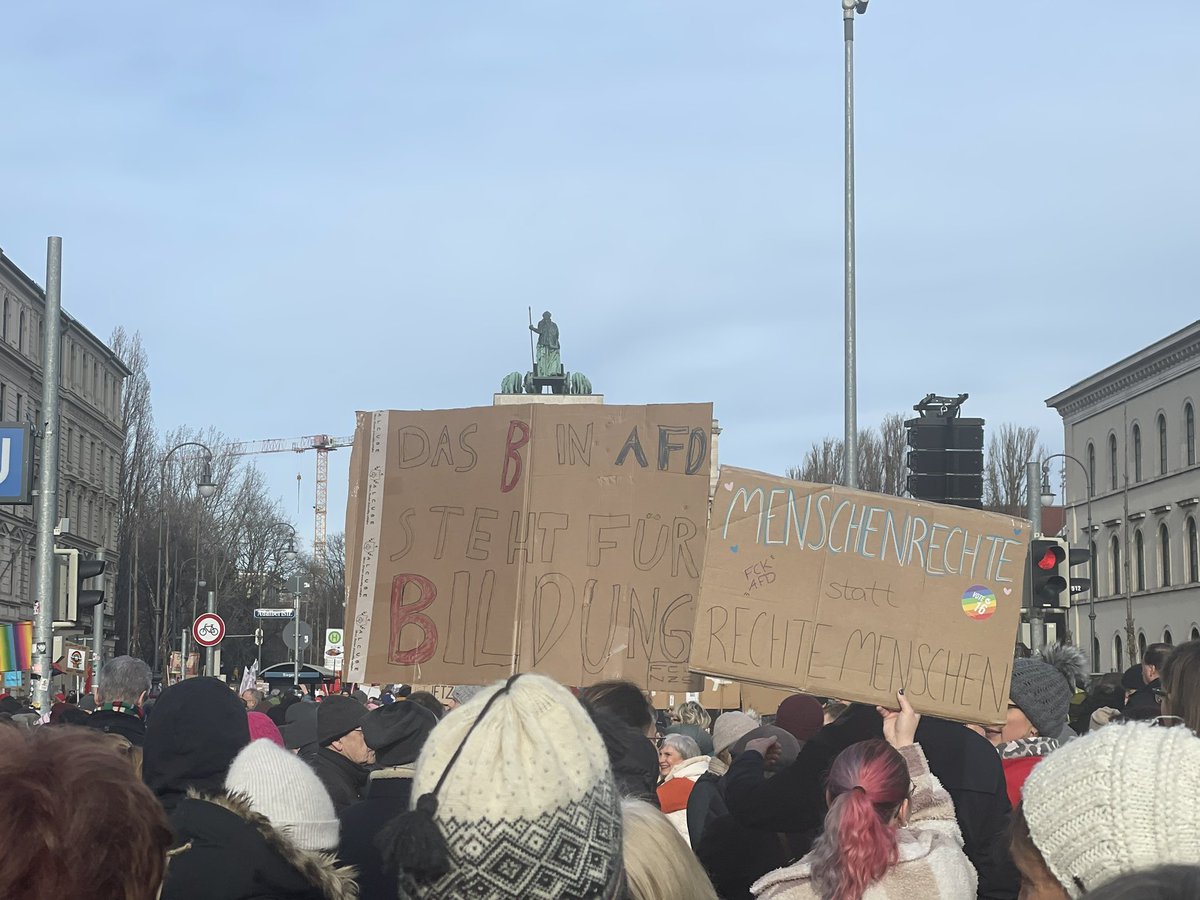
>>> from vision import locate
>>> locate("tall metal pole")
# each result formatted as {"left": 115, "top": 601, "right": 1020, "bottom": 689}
{"left": 1027, "top": 460, "right": 1045, "bottom": 654}
{"left": 91, "top": 548, "right": 106, "bottom": 696}
{"left": 293, "top": 581, "right": 301, "bottom": 687}
{"left": 206, "top": 589, "right": 216, "bottom": 677}
{"left": 1042, "top": 453, "right": 1096, "bottom": 669}
{"left": 32, "top": 237, "right": 64, "bottom": 713}
{"left": 842, "top": 1, "right": 859, "bottom": 489}
{"left": 154, "top": 461, "right": 166, "bottom": 677}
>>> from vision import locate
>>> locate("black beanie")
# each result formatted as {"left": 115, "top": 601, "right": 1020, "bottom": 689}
{"left": 142, "top": 677, "right": 250, "bottom": 812}
{"left": 362, "top": 701, "right": 437, "bottom": 767}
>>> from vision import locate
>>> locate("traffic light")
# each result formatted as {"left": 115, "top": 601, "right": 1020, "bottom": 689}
{"left": 54, "top": 548, "right": 106, "bottom": 623}
{"left": 1029, "top": 538, "right": 1068, "bottom": 608}
{"left": 1067, "top": 545, "right": 1092, "bottom": 598}
{"left": 905, "top": 394, "right": 984, "bottom": 508}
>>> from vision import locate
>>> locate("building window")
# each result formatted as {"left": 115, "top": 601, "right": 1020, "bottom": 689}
{"left": 1193, "top": 626, "right": 1200, "bottom": 642}
{"left": 1, "top": 297, "right": 7, "bottom": 341}
{"left": 1188, "top": 403, "right": 1196, "bottom": 467}
{"left": 1189, "top": 516, "right": 1199, "bottom": 584}
{"left": 1135, "top": 530, "right": 1145, "bottom": 592}
{"left": 14, "top": 393, "right": 22, "bottom": 422}
{"left": 1110, "top": 534, "right": 1121, "bottom": 594}
{"left": 17, "top": 310, "right": 24, "bottom": 353}
{"left": 1161, "top": 523, "right": 1172, "bottom": 587}
{"left": 1138, "top": 631, "right": 1148, "bottom": 659}
{"left": 1133, "top": 424, "right": 1142, "bottom": 482}
{"left": 1090, "top": 540, "right": 1098, "bottom": 596}
{"left": 1109, "top": 434, "right": 1118, "bottom": 491}
{"left": 0, "top": 383, "right": 6, "bottom": 418}
{"left": 1087, "top": 443, "right": 1096, "bottom": 496}
{"left": 1159, "top": 414, "right": 1168, "bottom": 475}
{"left": 1114, "top": 634, "right": 1124, "bottom": 671}
{"left": 1164, "top": 629, "right": 1174, "bottom": 645}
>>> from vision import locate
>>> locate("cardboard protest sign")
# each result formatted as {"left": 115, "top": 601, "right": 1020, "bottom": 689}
{"left": 651, "top": 678, "right": 741, "bottom": 711}
{"left": 345, "top": 403, "right": 712, "bottom": 692}
{"left": 690, "top": 466, "right": 1028, "bottom": 725}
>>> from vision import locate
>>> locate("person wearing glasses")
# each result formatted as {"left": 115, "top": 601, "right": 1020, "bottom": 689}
{"left": 314, "top": 694, "right": 375, "bottom": 813}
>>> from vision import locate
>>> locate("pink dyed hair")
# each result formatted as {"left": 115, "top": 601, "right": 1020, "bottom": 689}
{"left": 807, "top": 739, "right": 909, "bottom": 900}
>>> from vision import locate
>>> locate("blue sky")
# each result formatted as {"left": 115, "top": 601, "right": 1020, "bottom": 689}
{"left": 2, "top": 2, "right": 1196, "bottom": 548}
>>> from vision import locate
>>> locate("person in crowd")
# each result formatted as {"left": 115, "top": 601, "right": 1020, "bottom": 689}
{"left": 623, "top": 798, "right": 720, "bottom": 900}
{"left": 241, "top": 687, "right": 265, "bottom": 710}
{"left": 0, "top": 726, "right": 173, "bottom": 900}
{"left": 579, "top": 678, "right": 661, "bottom": 804}
{"left": 657, "top": 733, "right": 711, "bottom": 842}
{"left": 774, "top": 694, "right": 825, "bottom": 744}
{"left": 86, "top": 654, "right": 153, "bottom": 746}
{"left": 282, "top": 699, "right": 321, "bottom": 761}
{"left": 339, "top": 700, "right": 439, "bottom": 899}
{"left": 751, "top": 691, "right": 977, "bottom": 899}
{"left": 1070, "top": 672, "right": 1124, "bottom": 733}
{"left": 1084, "top": 866, "right": 1200, "bottom": 900}
{"left": 48, "top": 701, "right": 90, "bottom": 725}
{"left": 143, "top": 676, "right": 250, "bottom": 814}
{"left": 247, "top": 710, "right": 286, "bottom": 746}
{"left": 666, "top": 721, "right": 714, "bottom": 756}
{"left": 313, "top": 694, "right": 373, "bottom": 813}
{"left": 712, "top": 711, "right": 759, "bottom": 762}
{"left": 268, "top": 689, "right": 301, "bottom": 726}
{"left": 724, "top": 700, "right": 1017, "bottom": 898}
{"left": 731, "top": 726, "right": 800, "bottom": 769}
{"left": 442, "top": 683, "right": 482, "bottom": 711}
{"left": 987, "top": 644, "right": 1088, "bottom": 808}
{"left": 674, "top": 699, "right": 712, "bottom": 729}
{"left": 378, "top": 673, "right": 623, "bottom": 899}
{"left": 405, "top": 690, "right": 446, "bottom": 721}
{"left": 819, "top": 698, "right": 850, "bottom": 726}
{"left": 1013, "top": 720, "right": 1200, "bottom": 897}
{"left": 161, "top": 737, "right": 355, "bottom": 900}
{"left": 1160, "top": 638, "right": 1200, "bottom": 731}
{"left": 1125, "top": 643, "right": 1173, "bottom": 718}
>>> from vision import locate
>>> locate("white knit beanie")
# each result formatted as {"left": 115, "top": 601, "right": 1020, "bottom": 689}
{"left": 712, "top": 711, "right": 758, "bottom": 755}
{"left": 225, "top": 738, "right": 340, "bottom": 851}
{"left": 1022, "top": 721, "right": 1200, "bottom": 898}
{"left": 396, "top": 673, "right": 623, "bottom": 899}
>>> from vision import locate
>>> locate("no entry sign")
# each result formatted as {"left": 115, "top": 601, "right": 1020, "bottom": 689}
{"left": 192, "top": 613, "right": 226, "bottom": 648}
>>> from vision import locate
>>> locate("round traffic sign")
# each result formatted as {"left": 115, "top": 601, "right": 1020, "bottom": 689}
{"left": 193, "top": 613, "right": 226, "bottom": 647}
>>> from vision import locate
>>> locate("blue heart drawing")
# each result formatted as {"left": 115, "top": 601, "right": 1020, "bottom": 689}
{"left": 730, "top": 544, "right": 740, "bottom": 553}
{"left": 1013, "top": 528, "right": 1022, "bottom": 536}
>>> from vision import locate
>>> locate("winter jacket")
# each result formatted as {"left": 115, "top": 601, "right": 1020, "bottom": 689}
{"left": 724, "top": 704, "right": 1019, "bottom": 899}
{"left": 657, "top": 755, "right": 711, "bottom": 843}
{"left": 998, "top": 736, "right": 1057, "bottom": 809}
{"left": 751, "top": 744, "right": 977, "bottom": 900}
{"left": 162, "top": 791, "right": 357, "bottom": 900}
{"left": 313, "top": 747, "right": 370, "bottom": 814}
{"left": 685, "top": 757, "right": 729, "bottom": 850}
{"left": 584, "top": 705, "right": 660, "bottom": 806}
{"left": 84, "top": 704, "right": 147, "bottom": 746}
{"left": 338, "top": 767, "right": 414, "bottom": 900}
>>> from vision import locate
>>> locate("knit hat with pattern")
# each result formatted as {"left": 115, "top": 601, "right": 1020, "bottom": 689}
{"left": 1009, "top": 644, "right": 1088, "bottom": 738}
{"left": 712, "top": 711, "right": 758, "bottom": 756}
{"left": 1022, "top": 721, "right": 1200, "bottom": 898}
{"left": 225, "top": 738, "right": 340, "bottom": 851}
{"left": 387, "top": 673, "right": 623, "bottom": 900}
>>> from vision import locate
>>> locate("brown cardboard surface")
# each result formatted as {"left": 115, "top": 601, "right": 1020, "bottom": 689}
{"left": 650, "top": 679, "right": 742, "bottom": 711}
{"left": 740, "top": 684, "right": 794, "bottom": 715}
{"left": 344, "top": 403, "right": 712, "bottom": 691}
{"left": 690, "top": 466, "right": 1028, "bottom": 726}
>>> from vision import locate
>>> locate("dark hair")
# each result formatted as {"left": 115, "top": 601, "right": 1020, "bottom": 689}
{"left": 1085, "top": 865, "right": 1200, "bottom": 899}
{"left": 1145, "top": 643, "right": 1174, "bottom": 671}
{"left": 0, "top": 726, "right": 171, "bottom": 898}
{"left": 807, "top": 740, "right": 908, "bottom": 900}
{"left": 1160, "top": 639, "right": 1200, "bottom": 733}
{"left": 49, "top": 703, "right": 91, "bottom": 726}
{"left": 406, "top": 691, "right": 446, "bottom": 721}
{"left": 577, "top": 680, "right": 654, "bottom": 734}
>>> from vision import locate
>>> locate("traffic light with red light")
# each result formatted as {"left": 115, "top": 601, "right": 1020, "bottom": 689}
{"left": 1029, "top": 538, "right": 1068, "bottom": 608}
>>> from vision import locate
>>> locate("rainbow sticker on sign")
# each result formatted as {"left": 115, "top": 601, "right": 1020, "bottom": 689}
{"left": 962, "top": 586, "right": 997, "bottom": 620}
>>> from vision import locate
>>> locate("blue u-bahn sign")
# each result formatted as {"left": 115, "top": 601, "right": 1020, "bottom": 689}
{"left": 0, "top": 423, "right": 34, "bottom": 505}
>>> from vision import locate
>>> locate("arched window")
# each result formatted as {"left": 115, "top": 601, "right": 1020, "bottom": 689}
{"left": 1110, "top": 534, "right": 1121, "bottom": 594}
{"left": 1135, "top": 530, "right": 1145, "bottom": 591}
{"left": 1138, "top": 631, "right": 1148, "bottom": 659}
{"left": 1133, "top": 424, "right": 1143, "bottom": 482}
{"left": 1188, "top": 516, "right": 1199, "bottom": 583}
{"left": 1164, "top": 629, "right": 1174, "bottom": 645}
{"left": 1109, "top": 434, "right": 1118, "bottom": 491}
{"left": 1188, "top": 403, "right": 1196, "bottom": 467}
{"left": 1114, "top": 634, "right": 1124, "bottom": 671}
{"left": 1, "top": 297, "right": 7, "bottom": 341}
{"left": 1090, "top": 540, "right": 1098, "bottom": 596}
{"left": 1087, "top": 443, "right": 1096, "bottom": 496}
{"left": 1092, "top": 636, "right": 1100, "bottom": 669}
{"left": 17, "top": 310, "right": 25, "bottom": 352}
{"left": 1159, "top": 414, "right": 1169, "bottom": 475}
{"left": 1161, "top": 523, "right": 1172, "bottom": 587}
{"left": 1192, "top": 626, "right": 1200, "bottom": 642}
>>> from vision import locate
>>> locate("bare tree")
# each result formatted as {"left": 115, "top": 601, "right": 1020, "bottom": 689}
{"left": 787, "top": 414, "right": 908, "bottom": 495}
{"left": 984, "top": 423, "right": 1045, "bottom": 516}
{"left": 879, "top": 413, "right": 908, "bottom": 497}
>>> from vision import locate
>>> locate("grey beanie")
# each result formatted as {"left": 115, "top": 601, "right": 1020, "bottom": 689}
{"left": 1010, "top": 644, "right": 1088, "bottom": 738}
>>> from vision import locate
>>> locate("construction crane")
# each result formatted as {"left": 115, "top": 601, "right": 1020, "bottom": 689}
{"left": 225, "top": 434, "right": 354, "bottom": 563}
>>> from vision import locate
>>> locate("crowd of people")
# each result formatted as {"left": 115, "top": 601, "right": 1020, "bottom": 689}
{"left": 1, "top": 638, "right": 1199, "bottom": 899}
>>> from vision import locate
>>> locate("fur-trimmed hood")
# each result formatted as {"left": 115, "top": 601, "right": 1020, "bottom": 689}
{"left": 164, "top": 789, "right": 358, "bottom": 900}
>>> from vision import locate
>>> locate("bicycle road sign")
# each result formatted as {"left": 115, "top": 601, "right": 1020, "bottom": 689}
{"left": 192, "top": 613, "right": 226, "bottom": 648}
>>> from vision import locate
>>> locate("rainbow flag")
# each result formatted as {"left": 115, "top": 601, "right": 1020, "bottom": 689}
{"left": 0, "top": 621, "right": 32, "bottom": 672}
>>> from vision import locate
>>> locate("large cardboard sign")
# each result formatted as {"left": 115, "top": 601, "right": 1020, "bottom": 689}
{"left": 690, "top": 467, "right": 1028, "bottom": 725}
{"left": 345, "top": 404, "right": 712, "bottom": 691}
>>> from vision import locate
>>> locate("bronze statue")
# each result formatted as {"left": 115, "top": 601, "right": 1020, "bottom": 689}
{"left": 500, "top": 310, "right": 592, "bottom": 396}
{"left": 529, "top": 311, "right": 562, "bottom": 377}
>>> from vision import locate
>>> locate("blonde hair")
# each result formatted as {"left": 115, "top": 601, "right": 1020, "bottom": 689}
{"left": 673, "top": 700, "right": 711, "bottom": 729}
{"left": 622, "top": 799, "right": 719, "bottom": 900}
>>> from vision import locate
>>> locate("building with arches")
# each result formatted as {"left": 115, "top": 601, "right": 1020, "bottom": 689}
{"left": 1047, "top": 320, "right": 1200, "bottom": 671}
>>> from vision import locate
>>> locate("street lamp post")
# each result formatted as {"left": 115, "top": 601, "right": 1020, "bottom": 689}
{"left": 842, "top": 0, "right": 868, "bottom": 489}
{"left": 264, "top": 523, "right": 299, "bottom": 683}
{"left": 1041, "top": 453, "right": 1095, "bottom": 671}
{"left": 155, "top": 442, "right": 217, "bottom": 678}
